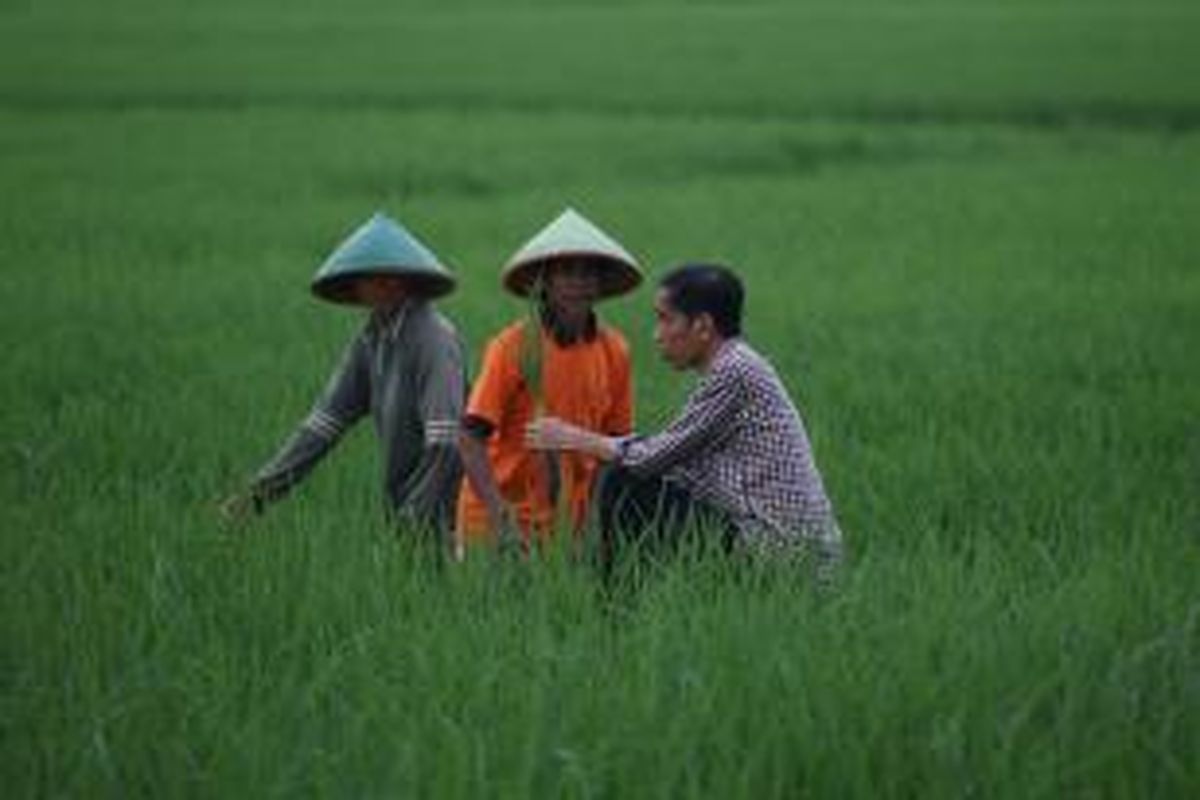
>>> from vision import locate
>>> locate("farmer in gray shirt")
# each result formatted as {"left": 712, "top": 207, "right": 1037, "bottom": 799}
{"left": 221, "top": 213, "right": 466, "bottom": 537}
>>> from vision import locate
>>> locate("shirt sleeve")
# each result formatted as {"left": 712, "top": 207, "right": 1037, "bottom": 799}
{"left": 250, "top": 333, "right": 370, "bottom": 503}
{"left": 396, "top": 321, "right": 469, "bottom": 533}
{"left": 618, "top": 360, "right": 743, "bottom": 477}
{"left": 418, "top": 321, "right": 468, "bottom": 448}
{"left": 463, "top": 331, "right": 522, "bottom": 433}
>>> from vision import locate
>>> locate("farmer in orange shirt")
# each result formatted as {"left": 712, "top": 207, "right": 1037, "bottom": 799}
{"left": 455, "top": 208, "right": 641, "bottom": 553}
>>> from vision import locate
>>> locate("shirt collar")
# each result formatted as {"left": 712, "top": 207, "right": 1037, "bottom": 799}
{"left": 705, "top": 336, "right": 743, "bottom": 372}
{"left": 370, "top": 300, "right": 414, "bottom": 342}
{"left": 539, "top": 302, "right": 598, "bottom": 347}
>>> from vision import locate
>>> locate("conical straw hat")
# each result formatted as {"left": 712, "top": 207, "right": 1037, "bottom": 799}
{"left": 501, "top": 208, "right": 641, "bottom": 299}
{"left": 311, "top": 212, "right": 456, "bottom": 304}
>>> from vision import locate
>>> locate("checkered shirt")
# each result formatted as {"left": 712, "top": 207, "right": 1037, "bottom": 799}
{"left": 617, "top": 338, "right": 840, "bottom": 560}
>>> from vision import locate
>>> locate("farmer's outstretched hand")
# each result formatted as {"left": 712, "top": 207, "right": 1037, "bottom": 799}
{"left": 217, "top": 490, "right": 259, "bottom": 527}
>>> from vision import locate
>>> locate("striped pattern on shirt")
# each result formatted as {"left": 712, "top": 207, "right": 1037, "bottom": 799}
{"left": 304, "top": 409, "right": 349, "bottom": 441}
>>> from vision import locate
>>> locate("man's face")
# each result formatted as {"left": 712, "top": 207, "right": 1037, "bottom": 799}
{"left": 355, "top": 275, "right": 408, "bottom": 309}
{"left": 653, "top": 288, "right": 708, "bottom": 370}
{"left": 544, "top": 260, "right": 600, "bottom": 330}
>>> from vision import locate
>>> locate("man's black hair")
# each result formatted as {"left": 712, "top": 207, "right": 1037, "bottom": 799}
{"left": 658, "top": 263, "right": 743, "bottom": 338}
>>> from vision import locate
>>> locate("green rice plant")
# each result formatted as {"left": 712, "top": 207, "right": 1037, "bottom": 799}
{"left": 516, "top": 273, "right": 572, "bottom": 534}
{"left": 2, "top": 0, "right": 1198, "bottom": 796}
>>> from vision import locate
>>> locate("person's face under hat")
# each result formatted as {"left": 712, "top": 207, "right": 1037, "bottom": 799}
{"left": 543, "top": 259, "right": 601, "bottom": 331}
{"left": 354, "top": 275, "right": 410, "bottom": 310}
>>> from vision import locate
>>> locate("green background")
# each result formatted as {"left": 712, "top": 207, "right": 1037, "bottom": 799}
{"left": 2, "top": 1, "right": 1197, "bottom": 796}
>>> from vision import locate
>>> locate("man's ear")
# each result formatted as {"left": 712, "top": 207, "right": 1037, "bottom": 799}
{"left": 694, "top": 312, "right": 716, "bottom": 340}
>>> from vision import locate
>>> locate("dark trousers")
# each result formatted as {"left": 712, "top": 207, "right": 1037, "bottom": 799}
{"left": 589, "top": 464, "right": 736, "bottom": 574}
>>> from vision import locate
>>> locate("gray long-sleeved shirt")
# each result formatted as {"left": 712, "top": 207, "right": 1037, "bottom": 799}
{"left": 251, "top": 300, "right": 466, "bottom": 532}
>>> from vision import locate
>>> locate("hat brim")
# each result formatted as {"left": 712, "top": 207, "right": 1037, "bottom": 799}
{"left": 311, "top": 270, "right": 456, "bottom": 305}
{"left": 502, "top": 252, "right": 642, "bottom": 299}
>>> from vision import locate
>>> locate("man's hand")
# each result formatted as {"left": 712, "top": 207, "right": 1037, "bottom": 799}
{"left": 524, "top": 416, "right": 575, "bottom": 450}
{"left": 525, "top": 417, "right": 618, "bottom": 460}
{"left": 217, "top": 491, "right": 259, "bottom": 528}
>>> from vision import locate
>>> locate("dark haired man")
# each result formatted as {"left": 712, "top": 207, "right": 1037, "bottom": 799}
{"left": 528, "top": 263, "right": 842, "bottom": 583}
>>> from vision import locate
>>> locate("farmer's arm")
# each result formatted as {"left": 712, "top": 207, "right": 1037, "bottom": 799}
{"left": 224, "top": 334, "right": 370, "bottom": 518}
{"left": 617, "top": 364, "right": 742, "bottom": 475}
{"left": 531, "top": 363, "right": 742, "bottom": 475}
{"left": 455, "top": 335, "right": 520, "bottom": 539}
{"left": 458, "top": 423, "right": 513, "bottom": 534}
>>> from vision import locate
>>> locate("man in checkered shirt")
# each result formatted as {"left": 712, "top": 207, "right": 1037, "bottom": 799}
{"left": 528, "top": 263, "right": 842, "bottom": 583}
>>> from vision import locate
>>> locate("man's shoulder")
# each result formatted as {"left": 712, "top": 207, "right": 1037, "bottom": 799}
{"left": 714, "top": 339, "right": 780, "bottom": 386}
{"left": 398, "top": 305, "right": 465, "bottom": 355}
{"left": 723, "top": 341, "right": 800, "bottom": 411}
{"left": 713, "top": 338, "right": 755, "bottom": 370}
{"left": 409, "top": 302, "right": 459, "bottom": 336}
{"left": 403, "top": 304, "right": 466, "bottom": 366}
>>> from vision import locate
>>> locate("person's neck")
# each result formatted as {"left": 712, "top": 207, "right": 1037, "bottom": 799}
{"left": 376, "top": 297, "right": 411, "bottom": 314}
{"left": 696, "top": 335, "right": 731, "bottom": 373}
{"left": 369, "top": 299, "right": 412, "bottom": 330}
{"left": 540, "top": 304, "right": 597, "bottom": 346}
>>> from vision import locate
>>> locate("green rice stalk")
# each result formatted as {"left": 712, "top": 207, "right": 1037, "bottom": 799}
{"left": 518, "top": 274, "right": 567, "bottom": 529}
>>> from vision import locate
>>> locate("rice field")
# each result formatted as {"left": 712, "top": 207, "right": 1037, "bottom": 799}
{"left": 2, "top": 1, "right": 1198, "bottom": 796}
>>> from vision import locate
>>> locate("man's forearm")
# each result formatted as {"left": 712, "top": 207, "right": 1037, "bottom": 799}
{"left": 527, "top": 418, "right": 621, "bottom": 461}
{"left": 457, "top": 432, "right": 511, "bottom": 531}
{"left": 251, "top": 427, "right": 338, "bottom": 505}
{"left": 572, "top": 429, "right": 620, "bottom": 461}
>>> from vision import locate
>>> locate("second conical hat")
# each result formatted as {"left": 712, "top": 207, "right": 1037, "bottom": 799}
{"left": 310, "top": 212, "right": 456, "bottom": 304}
{"left": 501, "top": 208, "right": 642, "bottom": 299}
